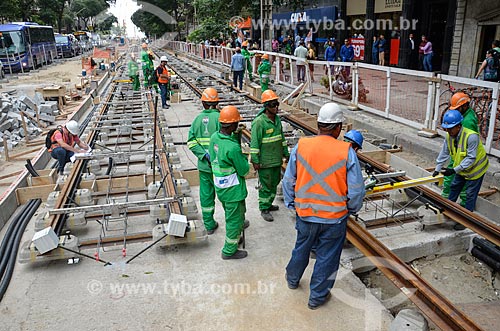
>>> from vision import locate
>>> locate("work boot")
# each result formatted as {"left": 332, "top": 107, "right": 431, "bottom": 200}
{"left": 207, "top": 221, "right": 218, "bottom": 235}
{"left": 238, "top": 236, "right": 244, "bottom": 245}
{"left": 308, "top": 292, "right": 332, "bottom": 310}
{"left": 268, "top": 205, "right": 279, "bottom": 211}
{"left": 261, "top": 210, "right": 274, "bottom": 222}
{"left": 453, "top": 222, "right": 466, "bottom": 231}
{"left": 221, "top": 250, "right": 248, "bottom": 260}
{"left": 243, "top": 219, "right": 250, "bottom": 229}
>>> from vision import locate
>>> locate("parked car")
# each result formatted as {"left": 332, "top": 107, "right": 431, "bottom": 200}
{"left": 54, "top": 33, "right": 81, "bottom": 58}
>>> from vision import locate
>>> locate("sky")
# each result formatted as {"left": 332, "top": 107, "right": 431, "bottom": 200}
{"left": 108, "top": 0, "right": 144, "bottom": 38}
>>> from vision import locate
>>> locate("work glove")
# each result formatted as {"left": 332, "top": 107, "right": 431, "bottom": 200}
{"left": 432, "top": 170, "right": 440, "bottom": 177}
{"left": 203, "top": 153, "right": 211, "bottom": 163}
{"left": 441, "top": 168, "right": 455, "bottom": 177}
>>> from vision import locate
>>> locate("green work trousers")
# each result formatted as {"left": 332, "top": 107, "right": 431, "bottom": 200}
{"left": 199, "top": 170, "right": 216, "bottom": 231}
{"left": 130, "top": 75, "right": 140, "bottom": 91}
{"left": 143, "top": 68, "right": 152, "bottom": 87}
{"left": 260, "top": 76, "right": 269, "bottom": 92}
{"left": 221, "top": 200, "right": 246, "bottom": 256}
{"left": 442, "top": 160, "right": 467, "bottom": 207}
{"left": 258, "top": 166, "right": 281, "bottom": 211}
{"left": 246, "top": 60, "right": 253, "bottom": 80}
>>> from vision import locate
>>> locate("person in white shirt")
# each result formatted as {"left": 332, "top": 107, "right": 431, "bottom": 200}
{"left": 294, "top": 41, "right": 308, "bottom": 83}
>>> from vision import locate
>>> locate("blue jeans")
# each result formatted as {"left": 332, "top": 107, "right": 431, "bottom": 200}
{"left": 286, "top": 215, "right": 347, "bottom": 306}
{"left": 372, "top": 52, "right": 378, "bottom": 65}
{"left": 423, "top": 53, "right": 433, "bottom": 72}
{"left": 448, "top": 173, "right": 484, "bottom": 211}
{"left": 297, "top": 65, "right": 305, "bottom": 82}
{"left": 159, "top": 83, "right": 169, "bottom": 107}
{"left": 51, "top": 147, "right": 74, "bottom": 174}
{"left": 233, "top": 70, "right": 243, "bottom": 90}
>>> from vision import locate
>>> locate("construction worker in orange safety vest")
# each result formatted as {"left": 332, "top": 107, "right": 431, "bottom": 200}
{"left": 156, "top": 55, "right": 171, "bottom": 109}
{"left": 283, "top": 102, "right": 365, "bottom": 310}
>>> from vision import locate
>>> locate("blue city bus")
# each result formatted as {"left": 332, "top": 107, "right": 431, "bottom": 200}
{"left": 0, "top": 22, "right": 56, "bottom": 72}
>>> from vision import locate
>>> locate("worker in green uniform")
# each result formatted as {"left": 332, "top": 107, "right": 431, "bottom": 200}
{"left": 241, "top": 41, "right": 254, "bottom": 81}
{"left": 442, "top": 92, "right": 479, "bottom": 207}
{"left": 250, "top": 89, "right": 289, "bottom": 222}
{"left": 141, "top": 42, "right": 155, "bottom": 89}
{"left": 127, "top": 53, "right": 140, "bottom": 91}
{"left": 210, "top": 106, "right": 250, "bottom": 259}
{"left": 257, "top": 54, "right": 272, "bottom": 92}
{"left": 187, "top": 88, "right": 221, "bottom": 234}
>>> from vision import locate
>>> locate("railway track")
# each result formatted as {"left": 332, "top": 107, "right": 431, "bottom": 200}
{"left": 164, "top": 50, "right": 498, "bottom": 331}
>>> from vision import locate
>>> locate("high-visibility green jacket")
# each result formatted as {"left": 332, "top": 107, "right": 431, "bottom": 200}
{"left": 241, "top": 48, "right": 254, "bottom": 60}
{"left": 250, "top": 109, "right": 289, "bottom": 168}
{"left": 447, "top": 127, "right": 489, "bottom": 180}
{"left": 187, "top": 108, "right": 220, "bottom": 173}
{"left": 258, "top": 59, "right": 271, "bottom": 77}
{"left": 209, "top": 132, "right": 250, "bottom": 202}
{"left": 141, "top": 50, "right": 153, "bottom": 70}
{"left": 128, "top": 59, "right": 138, "bottom": 76}
{"left": 462, "top": 108, "right": 479, "bottom": 133}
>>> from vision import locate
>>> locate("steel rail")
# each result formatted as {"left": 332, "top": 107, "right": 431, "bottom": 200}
{"left": 357, "top": 153, "right": 500, "bottom": 247}
{"left": 347, "top": 219, "right": 483, "bottom": 331}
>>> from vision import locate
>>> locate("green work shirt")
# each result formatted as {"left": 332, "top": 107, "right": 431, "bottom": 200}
{"left": 258, "top": 59, "right": 271, "bottom": 77}
{"left": 187, "top": 108, "right": 220, "bottom": 173}
{"left": 209, "top": 132, "right": 249, "bottom": 202}
{"left": 462, "top": 108, "right": 479, "bottom": 133}
{"left": 241, "top": 48, "right": 254, "bottom": 60}
{"left": 141, "top": 50, "right": 153, "bottom": 70}
{"left": 128, "top": 59, "right": 138, "bottom": 76}
{"left": 250, "top": 109, "right": 289, "bottom": 168}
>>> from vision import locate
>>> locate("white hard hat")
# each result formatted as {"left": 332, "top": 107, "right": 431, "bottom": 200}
{"left": 66, "top": 120, "right": 79, "bottom": 135}
{"left": 160, "top": 55, "right": 168, "bottom": 62}
{"left": 317, "top": 103, "right": 345, "bottom": 124}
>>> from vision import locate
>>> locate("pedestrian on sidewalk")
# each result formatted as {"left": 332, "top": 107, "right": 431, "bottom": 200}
{"left": 307, "top": 42, "right": 316, "bottom": 82}
{"left": 231, "top": 47, "right": 245, "bottom": 90}
{"left": 340, "top": 39, "right": 354, "bottom": 77}
{"left": 378, "top": 34, "right": 386, "bottom": 66}
{"left": 187, "top": 88, "right": 221, "bottom": 234}
{"left": 283, "top": 103, "right": 364, "bottom": 309}
{"left": 475, "top": 49, "right": 499, "bottom": 82}
{"left": 371, "top": 36, "right": 379, "bottom": 65}
{"left": 324, "top": 40, "right": 336, "bottom": 75}
{"left": 433, "top": 110, "right": 489, "bottom": 230}
{"left": 48, "top": 120, "right": 90, "bottom": 175}
{"left": 250, "top": 90, "right": 289, "bottom": 222}
{"left": 155, "top": 56, "right": 170, "bottom": 109}
{"left": 441, "top": 92, "right": 479, "bottom": 207}
{"left": 294, "top": 41, "right": 308, "bottom": 83}
{"left": 128, "top": 53, "right": 140, "bottom": 91}
{"left": 209, "top": 106, "right": 250, "bottom": 260}
{"left": 420, "top": 35, "right": 433, "bottom": 72}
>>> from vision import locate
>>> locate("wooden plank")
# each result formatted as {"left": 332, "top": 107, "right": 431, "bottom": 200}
{"left": 80, "top": 174, "right": 150, "bottom": 191}
{"left": 360, "top": 150, "right": 390, "bottom": 164}
{"left": 10, "top": 147, "right": 42, "bottom": 159}
{"left": 175, "top": 169, "right": 200, "bottom": 186}
{"left": 3, "top": 138, "right": 10, "bottom": 161}
{"left": 16, "top": 183, "right": 58, "bottom": 204}
{"left": 30, "top": 169, "right": 57, "bottom": 186}
{"left": 0, "top": 171, "right": 22, "bottom": 181}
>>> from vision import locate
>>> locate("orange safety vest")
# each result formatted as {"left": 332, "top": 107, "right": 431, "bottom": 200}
{"left": 49, "top": 129, "right": 75, "bottom": 153}
{"left": 295, "top": 135, "right": 349, "bottom": 219}
{"left": 156, "top": 66, "right": 170, "bottom": 84}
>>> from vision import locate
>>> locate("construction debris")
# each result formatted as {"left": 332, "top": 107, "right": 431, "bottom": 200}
{"left": 0, "top": 92, "right": 53, "bottom": 151}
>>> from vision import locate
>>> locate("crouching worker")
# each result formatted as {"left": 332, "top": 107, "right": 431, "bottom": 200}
{"left": 47, "top": 120, "right": 90, "bottom": 175}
